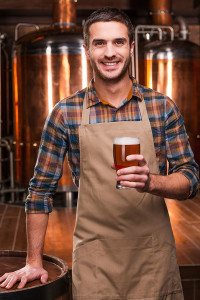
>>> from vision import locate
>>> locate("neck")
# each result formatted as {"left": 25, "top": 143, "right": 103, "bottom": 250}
{"left": 93, "top": 74, "right": 132, "bottom": 107}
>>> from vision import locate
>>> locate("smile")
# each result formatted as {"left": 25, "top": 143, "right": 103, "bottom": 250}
{"left": 102, "top": 62, "right": 119, "bottom": 66}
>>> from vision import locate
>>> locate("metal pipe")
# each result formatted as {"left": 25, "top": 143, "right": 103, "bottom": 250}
{"left": 176, "top": 16, "right": 189, "bottom": 40}
{"left": 134, "top": 25, "right": 174, "bottom": 81}
{"left": 52, "top": 0, "right": 77, "bottom": 28}
{"left": 149, "top": 0, "right": 172, "bottom": 25}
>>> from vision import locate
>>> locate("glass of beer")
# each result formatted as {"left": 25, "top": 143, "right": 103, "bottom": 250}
{"left": 113, "top": 137, "right": 140, "bottom": 189}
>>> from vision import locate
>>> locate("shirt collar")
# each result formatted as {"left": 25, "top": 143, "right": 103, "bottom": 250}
{"left": 85, "top": 76, "right": 143, "bottom": 108}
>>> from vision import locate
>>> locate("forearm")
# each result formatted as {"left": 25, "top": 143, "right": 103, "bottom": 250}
{"left": 25, "top": 103, "right": 68, "bottom": 214}
{"left": 148, "top": 172, "right": 190, "bottom": 200}
{"left": 26, "top": 213, "right": 49, "bottom": 267}
{"left": 117, "top": 155, "right": 192, "bottom": 200}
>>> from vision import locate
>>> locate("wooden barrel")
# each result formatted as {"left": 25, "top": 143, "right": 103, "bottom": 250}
{"left": 0, "top": 250, "right": 72, "bottom": 300}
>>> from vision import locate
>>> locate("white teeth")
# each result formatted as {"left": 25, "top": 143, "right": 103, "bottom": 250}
{"left": 103, "top": 62, "right": 118, "bottom": 66}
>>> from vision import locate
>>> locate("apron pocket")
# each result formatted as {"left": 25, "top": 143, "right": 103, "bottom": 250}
{"left": 72, "top": 240, "right": 99, "bottom": 299}
{"left": 96, "top": 236, "right": 155, "bottom": 299}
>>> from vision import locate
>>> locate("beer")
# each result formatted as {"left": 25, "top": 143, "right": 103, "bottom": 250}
{"left": 113, "top": 137, "right": 140, "bottom": 189}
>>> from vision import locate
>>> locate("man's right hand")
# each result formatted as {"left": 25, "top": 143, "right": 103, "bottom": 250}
{"left": 0, "top": 264, "right": 48, "bottom": 289}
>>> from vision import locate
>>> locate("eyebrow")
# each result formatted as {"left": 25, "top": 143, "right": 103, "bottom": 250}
{"left": 115, "top": 38, "right": 127, "bottom": 42}
{"left": 92, "top": 39, "right": 105, "bottom": 44}
{"left": 92, "top": 37, "right": 127, "bottom": 44}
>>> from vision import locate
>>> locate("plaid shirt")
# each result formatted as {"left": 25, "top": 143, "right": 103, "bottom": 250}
{"left": 26, "top": 80, "right": 199, "bottom": 213}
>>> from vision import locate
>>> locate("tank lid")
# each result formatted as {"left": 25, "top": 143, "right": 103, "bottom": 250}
{"left": 13, "top": 26, "right": 84, "bottom": 56}
{"left": 144, "top": 39, "right": 200, "bottom": 59}
{"left": 15, "top": 26, "right": 82, "bottom": 44}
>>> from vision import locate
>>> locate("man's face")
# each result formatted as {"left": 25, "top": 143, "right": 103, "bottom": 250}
{"left": 85, "top": 21, "right": 134, "bottom": 82}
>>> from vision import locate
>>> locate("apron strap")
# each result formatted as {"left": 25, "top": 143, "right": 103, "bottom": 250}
{"left": 137, "top": 97, "right": 150, "bottom": 124}
{"left": 81, "top": 88, "right": 90, "bottom": 125}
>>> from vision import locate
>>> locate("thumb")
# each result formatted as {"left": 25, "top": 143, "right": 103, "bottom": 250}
{"left": 40, "top": 273, "right": 48, "bottom": 284}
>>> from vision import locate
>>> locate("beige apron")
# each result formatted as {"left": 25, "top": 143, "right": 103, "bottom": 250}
{"left": 72, "top": 94, "right": 183, "bottom": 300}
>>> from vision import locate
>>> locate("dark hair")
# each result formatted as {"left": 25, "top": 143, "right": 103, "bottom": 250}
{"left": 83, "top": 7, "right": 134, "bottom": 47}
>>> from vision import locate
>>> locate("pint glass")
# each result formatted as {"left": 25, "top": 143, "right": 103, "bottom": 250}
{"left": 113, "top": 137, "right": 140, "bottom": 189}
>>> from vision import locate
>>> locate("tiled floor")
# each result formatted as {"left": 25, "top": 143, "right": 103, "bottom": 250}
{"left": 166, "top": 194, "right": 200, "bottom": 265}
{"left": 0, "top": 192, "right": 200, "bottom": 299}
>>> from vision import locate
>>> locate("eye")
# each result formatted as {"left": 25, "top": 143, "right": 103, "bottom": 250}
{"left": 115, "top": 39, "right": 125, "bottom": 46}
{"left": 94, "top": 40, "right": 105, "bottom": 47}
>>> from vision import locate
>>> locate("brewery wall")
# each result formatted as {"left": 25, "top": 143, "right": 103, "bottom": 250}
{"left": 0, "top": 1, "right": 199, "bottom": 45}
{"left": 0, "top": 0, "right": 199, "bottom": 194}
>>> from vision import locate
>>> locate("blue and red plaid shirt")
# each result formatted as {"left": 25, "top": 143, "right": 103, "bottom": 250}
{"left": 26, "top": 80, "right": 199, "bottom": 213}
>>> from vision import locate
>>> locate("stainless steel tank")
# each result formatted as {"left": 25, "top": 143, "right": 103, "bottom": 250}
{"left": 142, "top": 39, "right": 200, "bottom": 165}
{"left": 12, "top": 0, "right": 89, "bottom": 188}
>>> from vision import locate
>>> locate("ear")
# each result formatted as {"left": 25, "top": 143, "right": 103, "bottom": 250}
{"left": 83, "top": 44, "right": 90, "bottom": 59}
{"left": 130, "top": 41, "right": 134, "bottom": 55}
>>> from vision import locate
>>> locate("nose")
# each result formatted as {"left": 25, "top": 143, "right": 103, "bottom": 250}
{"left": 104, "top": 43, "right": 116, "bottom": 58}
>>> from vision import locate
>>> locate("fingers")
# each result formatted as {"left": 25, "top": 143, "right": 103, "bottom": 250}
{"left": 119, "top": 181, "right": 147, "bottom": 190}
{"left": 17, "top": 276, "right": 27, "bottom": 289}
{"left": 116, "top": 176, "right": 148, "bottom": 190}
{"left": 0, "top": 273, "right": 8, "bottom": 283}
{"left": 0, "top": 273, "right": 19, "bottom": 289}
{"left": 0, "top": 266, "right": 48, "bottom": 290}
{"left": 117, "top": 165, "right": 149, "bottom": 176}
{"left": 40, "top": 273, "right": 48, "bottom": 284}
{"left": 116, "top": 156, "right": 150, "bottom": 191}
{"left": 126, "top": 154, "right": 147, "bottom": 167}
{"left": 0, "top": 275, "right": 11, "bottom": 288}
{"left": 112, "top": 155, "right": 146, "bottom": 171}
{"left": 118, "top": 173, "right": 148, "bottom": 181}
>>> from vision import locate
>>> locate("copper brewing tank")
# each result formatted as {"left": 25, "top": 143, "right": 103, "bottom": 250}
{"left": 13, "top": 0, "right": 88, "bottom": 188}
{"left": 142, "top": 40, "right": 200, "bottom": 165}
{"left": 139, "top": 0, "right": 200, "bottom": 165}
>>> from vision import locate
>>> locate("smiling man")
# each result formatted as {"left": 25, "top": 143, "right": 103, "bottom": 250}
{"left": 87, "top": 22, "right": 132, "bottom": 82}
{"left": 0, "top": 7, "right": 199, "bottom": 300}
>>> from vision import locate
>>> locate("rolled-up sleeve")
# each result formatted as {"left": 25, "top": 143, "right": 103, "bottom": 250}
{"left": 25, "top": 103, "right": 68, "bottom": 213}
{"left": 165, "top": 97, "right": 199, "bottom": 199}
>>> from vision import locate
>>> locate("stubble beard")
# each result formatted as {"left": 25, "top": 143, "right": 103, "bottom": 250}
{"left": 90, "top": 56, "right": 132, "bottom": 84}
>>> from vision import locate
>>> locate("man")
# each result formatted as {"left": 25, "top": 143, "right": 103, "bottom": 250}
{"left": 0, "top": 7, "right": 199, "bottom": 299}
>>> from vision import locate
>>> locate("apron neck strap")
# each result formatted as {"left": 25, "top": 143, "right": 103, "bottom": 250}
{"left": 81, "top": 91, "right": 149, "bottom": 125}
{"left": 81, "top": 88, "right": 90, "bottom": 125}
{"left": 137, "top": 98, "right": 149, "bottom": 123}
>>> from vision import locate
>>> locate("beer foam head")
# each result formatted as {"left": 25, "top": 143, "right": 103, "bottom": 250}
{"left": 114, "top": 137, "right": 140, "bottom": 145}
